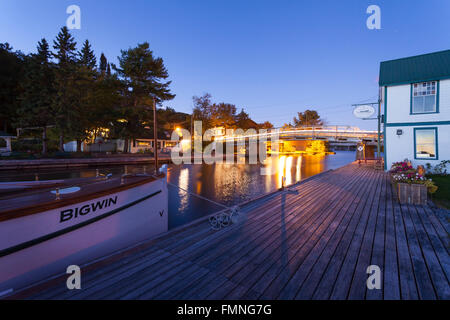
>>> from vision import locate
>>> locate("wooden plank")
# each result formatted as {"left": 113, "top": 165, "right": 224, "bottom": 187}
{"left": 78, "top": 253, "right": 186, "bottom": 299}
{"left": 172, "top": 271, "right": 228, "bottom": 300}
{"left": 266, "top": 168, "right": 376, "bottom": 299}
{"left": 144, "top": 264, "right": 210, "bottom": 300}
{"left": 347, "top": 169, "right": 384, "bottom": 299}
{"left": 380, "top": 175, "right": 400, "bottom": 300}
{"left": 32, "top": 245, "right": 163, "bottom": 299}
{"left": 408, "top": 205, "right": 450, "bottom": 299}
{"left": 184, "top": 168, "right": 356, "bottom": 280}
{"left": 415, "top": 206, "right": 450, "bottom": 282}
{"left": 423, "top": 207, "right": 450, "bottom": 255}
{"left": 294, "top": 168, "right": 379, "bottom": 299}
{"left": 328, "top": 171, "right": 383, "bottom": 299}
{"left": 365, "top": 173, "right": 387, "bottom": 300}
{"left": 310, "top": 169, "right": 379, "bottom": 299}
{"left": 391, "top": 198, "right": 419, "bottom": 299}
{"left": 401, "top": 204, "right": 436, "bottom": 299}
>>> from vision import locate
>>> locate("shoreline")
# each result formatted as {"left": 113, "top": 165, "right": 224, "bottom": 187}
{"left": 0, "top": 151, "right": 345, "bottom": 171}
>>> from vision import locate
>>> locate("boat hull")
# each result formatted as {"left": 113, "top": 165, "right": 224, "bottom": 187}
{"left": 0, "top": 178, "right": 168, "bottom": 295}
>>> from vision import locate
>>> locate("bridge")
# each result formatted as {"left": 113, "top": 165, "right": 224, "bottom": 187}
{"left": 214, "top": 126, "right": 381, "bottom": 150}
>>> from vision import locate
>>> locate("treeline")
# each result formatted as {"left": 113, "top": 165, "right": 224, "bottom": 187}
{"left": 0, "top": 26, "right": 175, "bottom": 154}
{"left": 192, "top": 93, "right": 273, "bottom": 132}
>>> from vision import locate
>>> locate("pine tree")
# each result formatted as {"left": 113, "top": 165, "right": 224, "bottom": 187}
{"left": 112, "top": 42, "right": 175, "bottom": 152}
{"left": 99, "top": 53, "right": 107, "bottom": 74}
{"left": 52, "top": 26, "right": 78, "bottom": 151}
{"left": 71, "top": 39, "right": 100, "bottom": 152}
{"left": 79, "top": 40, "right": 96, "bottom": 70}
{"left": 17, "top": 38, "right": 56, "bottom": 154}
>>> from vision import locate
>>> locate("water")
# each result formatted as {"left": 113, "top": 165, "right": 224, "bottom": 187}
{"left": 0, "top": 151, "right": 355, "bottom": 229}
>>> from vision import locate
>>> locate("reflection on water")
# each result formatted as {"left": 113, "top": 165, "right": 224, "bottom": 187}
{"left": 167, "top": 151, "right": 355, "bottom": 229}
{"left": 0, "top": 151, "right": 355, "bottom": 229}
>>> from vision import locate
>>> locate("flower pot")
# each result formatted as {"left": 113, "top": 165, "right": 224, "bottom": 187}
{"left": 397, "top": 183, "right": 428, "bottom": 205}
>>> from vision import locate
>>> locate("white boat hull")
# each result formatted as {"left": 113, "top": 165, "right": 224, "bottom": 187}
{"left": 0, "top": 177, "right": 168, "bottom": 294}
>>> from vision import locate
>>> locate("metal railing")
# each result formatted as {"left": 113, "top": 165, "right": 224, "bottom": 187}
{"left": 215, "top": 126, "right": 379, "bottom": 142}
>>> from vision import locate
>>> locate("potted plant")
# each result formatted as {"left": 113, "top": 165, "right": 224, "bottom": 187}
{"left": 390, "top": 160, "right": 438, "bottom": 205}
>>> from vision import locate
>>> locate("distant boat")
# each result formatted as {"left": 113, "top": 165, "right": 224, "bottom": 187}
{"left": 0, "top": 169, "right": 168, "bottom": 295}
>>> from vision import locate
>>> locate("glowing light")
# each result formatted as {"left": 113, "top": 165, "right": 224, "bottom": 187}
{"left": 296, "top": 156, "right": 302, "bottom": 182}
{"left": 278, "top": 155, "right": 286, "bottom": 188}
{"left": 285, "top": 156, "right": 293, "bottom": 186}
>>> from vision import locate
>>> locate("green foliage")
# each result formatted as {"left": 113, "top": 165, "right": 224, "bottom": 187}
{"left": 99, "top": 53, "right": 107, "bottom": 74}
{"left": 15, "top": 38, "right": 56, "bottom": 154}
{"left": 0, "top": 43, "right": 25, "bottom": 131}
{"left": 427, "top": 174, "right": 450, "bottom": 209}
{"left": 52, "top": 26, "right": 79, "bottom": 150}
{"left": 192, "top": 93, "right": 264, "bottom": 132}
{"left": 426, "top": 160, "right": 450, "bottom": 175}
{"left": 111, "top": 42, "right": 175, "bottom": 152}
{"left": 293, "top": 110, "right": 323, "bottom": 127}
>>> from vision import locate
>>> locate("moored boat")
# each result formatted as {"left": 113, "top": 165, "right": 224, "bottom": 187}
{"left": 0, "top": 169, "right": 168, "bottom": 296}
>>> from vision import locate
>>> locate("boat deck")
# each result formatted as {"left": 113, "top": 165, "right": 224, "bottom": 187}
{"left": 17, "top": 163, "right": 450, "bottom": 299}
{"left": 0, "top": 175, "right": 158, "bottom": 221}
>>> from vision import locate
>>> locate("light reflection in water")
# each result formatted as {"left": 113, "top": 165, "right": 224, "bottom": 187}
{"left": 167, "top": 152, "right": 355, "bottom": 228}
{"left": 178, "top": 168, "right": 189, "bottom": 212}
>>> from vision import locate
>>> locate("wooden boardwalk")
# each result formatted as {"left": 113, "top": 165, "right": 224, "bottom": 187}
{"left": 24, "top": 163, "right": 450, "bottom": 299}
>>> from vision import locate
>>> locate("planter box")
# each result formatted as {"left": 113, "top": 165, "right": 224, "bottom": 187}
{"left": 397, "top": 183, "right": 428, "bottom": 205}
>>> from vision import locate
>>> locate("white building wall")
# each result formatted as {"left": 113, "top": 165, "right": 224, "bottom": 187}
{"left": 386, "top": 79, "right": 450, "bottom": 123}
{"left": 384, "top": 79, "right": 450, "bottom": 169}
{"left": 385, "top": 125, "right": 450, "bottom": 169}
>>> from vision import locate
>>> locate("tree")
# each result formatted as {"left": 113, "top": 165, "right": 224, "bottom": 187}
{"left": 193, "top": 93, "right": 212, "bottom": 132}
{"left": 99, "top": 52, "right": 107, "bottom": 74}
{"left": 16, "top": 39, "right": 56, "bottom": 154}
{"left": 259, "top": 121, "right": 274, "bottom": 129}
{"left": 113, "top": 42, "right": 175, "bottom": 152}
{"left": 235, "top": 108, "right": 259, "bottom": 130}
{"left": 52, "top": 26, "right": 78, "bottom": 151}
{"left": 70, "top": 39, "right": 98, "bottom": 152}
{"left": 79, "top": 40, "right": 96, "bottom": 69}
{"left": 293, "top": 110, "right": 323, "bottom": 127}
{"left": 210, "top": 103, "right": 237, "bottom": 129}
{"left": 0, "top": 43, "right": 24, "bottom": 133}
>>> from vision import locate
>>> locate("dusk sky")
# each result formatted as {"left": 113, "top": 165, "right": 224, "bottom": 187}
{"left": 1, "top": 0, "right": 449, "bottom": 129}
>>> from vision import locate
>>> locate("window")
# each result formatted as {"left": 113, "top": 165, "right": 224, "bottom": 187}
{"left": 412, "top": 81, "right": 437, "bottom": 113}
{"left": 414, "top": 128, "right": 438, "bottom": 160}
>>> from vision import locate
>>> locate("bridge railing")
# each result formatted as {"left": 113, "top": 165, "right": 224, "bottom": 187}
{"left": 215, "top": 126, "right": 379, "bottom": 141}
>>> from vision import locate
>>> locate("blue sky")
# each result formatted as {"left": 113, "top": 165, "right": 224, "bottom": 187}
{"left": 1, "top": 0, "right": 449, "bottom": 129}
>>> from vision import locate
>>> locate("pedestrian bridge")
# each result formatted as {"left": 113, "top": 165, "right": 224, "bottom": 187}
{"left": 216, "top": 126, "right": 381, "bottom": 145}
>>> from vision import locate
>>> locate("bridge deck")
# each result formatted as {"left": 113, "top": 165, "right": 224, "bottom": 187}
{"left": 21, "top": 163, "right": 450, "bottom": 300}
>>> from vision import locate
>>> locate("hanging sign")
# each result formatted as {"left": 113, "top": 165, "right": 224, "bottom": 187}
{"left": 353, "top": 105, "right": 376, "bottom": 119}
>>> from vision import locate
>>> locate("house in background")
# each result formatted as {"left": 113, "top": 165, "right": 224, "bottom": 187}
{"left": 380, "top": 50, "right": 450, "bottom": 170}
{"left": 116, "top": 131, "right": 179, "bottom": 154}
{"left": 0, "top": 131, "right": 15, "bottom": 154}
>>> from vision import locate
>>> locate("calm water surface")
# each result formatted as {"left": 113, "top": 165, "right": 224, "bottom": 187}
{"left": 0, "top": 151, "right": 355, "bottom": 229}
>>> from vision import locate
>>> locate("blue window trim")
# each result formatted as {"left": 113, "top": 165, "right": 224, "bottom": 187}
{"left": 413, "top": 127, "right": 439, "bottom": 161}
{"left": 410, "top": 80, "right": 440, "bottom": 115}
{"left": 386, "top": 120, "right": 450, "bottom": 127}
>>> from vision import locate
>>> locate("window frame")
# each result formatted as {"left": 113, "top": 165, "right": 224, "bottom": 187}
{"left": 413, "top": 127, "right": 439, "bottom": 160}
{"left": 410, "top": 81, "right": 440, "bottom": 115}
